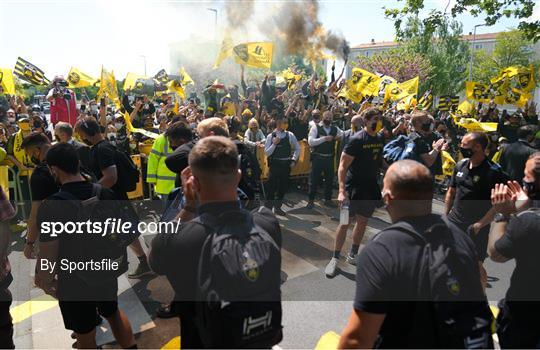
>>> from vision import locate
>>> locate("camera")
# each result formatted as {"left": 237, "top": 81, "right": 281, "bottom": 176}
{"left": 53, "top": 79, "right": 71, "bottom": 100}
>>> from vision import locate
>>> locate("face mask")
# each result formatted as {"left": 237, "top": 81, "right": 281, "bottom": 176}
{"left": 90, "top": 105, "right": 98, "bottom": 113}
{"left": 33, "top": 121, "right": 42, "bottom": 129}
{"left": 421, "top": 122, "right": 432, "bottom": 132}
{"left": 269, "top": 80, "right": 276, "bottom": 87}
{"left": 114, "top": 123, "right": 124, "bottom": 130}
{"left": 107, "top": 133, "right": 117, "bottom": 141}
{"left": 323, "top": 119, "right": 331, "bottom": 126}
{"left": 523, "top": 180, "right": 540, "bottom": 200}
{"left": 8, "top": 118, "right": 15, "bottom": 124}
{"left": 460, "top": 147, "right": 474, "bottom": 159}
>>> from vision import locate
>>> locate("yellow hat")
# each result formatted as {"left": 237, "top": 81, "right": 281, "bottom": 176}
{"left": 18, "top": 118, "right": 31, "bottom": 132}
{"left": 242, "top": 109, "right": 253, "bottom": 117}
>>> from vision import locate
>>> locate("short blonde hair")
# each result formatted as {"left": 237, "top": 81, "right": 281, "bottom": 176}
{"left": 197, "top": 117, "right": 229, "bottom": 137}
{"left": 411, "top": 111, "right": 432, "bottom": 128}
{"left": 248, "top": 118, "right": 259, "bottom": 129}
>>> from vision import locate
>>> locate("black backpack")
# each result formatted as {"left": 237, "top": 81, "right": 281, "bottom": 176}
{"left": 55, "top": 183, "right": 141, "bottom": 286}
{"left": 376, "top": 219, "right": 494, "bottom": 349}
{"left": 194, "top": 208, "right": 283, "bottom": 348}
{"left": 114, "top": 149, "right": 140, "bottom": 193}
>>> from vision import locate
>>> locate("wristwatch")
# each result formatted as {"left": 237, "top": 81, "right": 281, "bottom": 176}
{"left": 494, "top": 213, "right": 510, "bottom": 223}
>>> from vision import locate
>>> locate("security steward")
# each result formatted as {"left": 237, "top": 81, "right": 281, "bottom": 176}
{"left": 147, "top": 122, "right": 193, "bottom": 203}
{"left": 445, "top": 132, "right": 510, "bottom": 280}
{"left": 264, "top": 116, "right": 300, "bottom": 216}
{"left": 307, "top": 110, "right": 343, "bottom": 208}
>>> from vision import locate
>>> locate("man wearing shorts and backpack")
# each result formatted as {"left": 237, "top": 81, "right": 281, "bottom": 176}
{"left": 150, "top": 136, "right": 283, "bottom": 349}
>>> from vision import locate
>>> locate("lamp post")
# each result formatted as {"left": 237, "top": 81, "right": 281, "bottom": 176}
{"left": 469, "top": 24, "right": 486, "bottom": 82}
{"left": 139, "top": 55, "right": 147, "bottom": 76}
{"left": 207, "top": 8, "right": 218, "bottom": 40}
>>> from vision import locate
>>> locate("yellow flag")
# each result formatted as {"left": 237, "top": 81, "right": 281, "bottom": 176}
{"left": 213, "top": 32, "right": 234, "bottom": 69}
{"left": 96, "top": 67, "right": 120, "bottom": 108}
{"left": 123, "top": 112, "right": 159, "bottom": 139}
{"left": 233, "top": 42, "right": 273, "bottom": 69}
{"left": 123, "top": 72, "right": 149, "bottom": 91}
{"left": 456, "top": 100, "right": 474, "bottom": 115}
{"left": 466, "top": 81, "right": 490, "bottom": 102}
{"left": 0, "top": 68, "right": 16, "bottom": 95}
{"left": 455, "top": 116, "right": 498, "bottom": 132}
{"left": 503, "top": 87, "right": 530, "bottom": 107}
{"left": 277, "top": 68, "right": 302, "bottom": 90}
{"left": 441, "top": 151, "right": 456, "bottom": 177}
{"left": 397, "top": 95, "right": 416, "bottom": 112}
{"left": 499, "top": 65, "right": 535, "bottom": 92}
{"left": 179, "top": 67, "right": 194, "bottom": 86}
{"left": 67, "top": 67, "right": 97, "bottom": 88}
{"left": 384, "top": 77, "right": 419, "bottom": 102}
{"left": 166, "top": 80, "right": 185, "bottom": 99}
{"left": 338, "top": 68, "right": 381, "bottom": 103}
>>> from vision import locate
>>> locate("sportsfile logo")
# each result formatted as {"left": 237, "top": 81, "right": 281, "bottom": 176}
{"left": 243, "top": 311, "right": 272, "bottom": 337}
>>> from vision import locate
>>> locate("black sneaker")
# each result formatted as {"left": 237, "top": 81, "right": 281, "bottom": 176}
{"left": 306, "top": 201, "right": 315, "bottom": 209}
{"left": 128, "top": 262, "right": 154, "bottom": 279}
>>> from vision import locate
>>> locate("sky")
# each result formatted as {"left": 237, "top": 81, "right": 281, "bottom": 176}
{"left": 0, "top": 0, "right": 538, "bottom": 80}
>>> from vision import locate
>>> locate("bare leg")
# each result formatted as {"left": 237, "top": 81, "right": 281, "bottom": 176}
{"left": 75, "top": 329, "right": 97, "bottom": 349}
{"left": 104, "top": 309, "right": 136, "bottom": 349}
{"left": 333, "top": 223, "right": 350, "bottom": 255}
{"left": 352, "top": 214, "right": 369, "bottom": 246}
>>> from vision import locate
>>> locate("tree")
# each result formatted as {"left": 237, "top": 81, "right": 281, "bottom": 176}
{"left": 355, "top": 47, "right": 432, "bottom": 83}
{"left": 401, "top": 16, "right": 471, "bottom": 95}
{"left": 472, "top": 30, "right": 538, "bottom": 82}
{"left": 385, "top": 0, "right": 540, "bottom": 42}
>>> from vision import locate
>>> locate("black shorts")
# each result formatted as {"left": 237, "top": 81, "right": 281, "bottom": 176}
{"left": 58, "top": 278, "right": 118, "bottom": 334}
{"left": 347, "top": 182, "right": 382, "bottom": 218}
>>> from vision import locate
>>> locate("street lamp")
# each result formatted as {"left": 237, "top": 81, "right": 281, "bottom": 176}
{"left": 469, "top": 23, "right": 487, "bottom": 82}
{"left": 207, "top": 8, "right": 218, "bottom": 40}
{"left": 139, "top": 55, "right": 147, "bottom": 76}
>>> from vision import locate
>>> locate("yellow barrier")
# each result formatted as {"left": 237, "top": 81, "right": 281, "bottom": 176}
{"left": 0, "top": 166, "right": 8, "bottom": 200}
{"left": 127, "top": 155, "right": 144, "bottom": 199}
{"left": 257, "top": 140, "right": 313, "bottom": 180}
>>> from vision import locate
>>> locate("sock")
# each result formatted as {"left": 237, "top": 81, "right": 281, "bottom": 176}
{"left": 333, "top": 250, "right": 341, "bottom": 259}
{"left": 350, "top": 244, "right": 359, "bottom": 256}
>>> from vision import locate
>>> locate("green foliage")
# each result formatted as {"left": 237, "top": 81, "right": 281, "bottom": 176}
{"left": 385, "top": 0, "right": 540, "bottom": 42}
{"left": 400, "top": 16, "right": 471, "bottom": 95}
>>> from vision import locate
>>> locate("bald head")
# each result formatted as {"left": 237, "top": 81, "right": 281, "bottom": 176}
{"left": 384, "top": 160, "right": 433, "bottom": 200}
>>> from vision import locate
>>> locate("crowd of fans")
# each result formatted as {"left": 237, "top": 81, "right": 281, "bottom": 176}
{"left": 0, "top": 70, "right": 538, "bottom": 349}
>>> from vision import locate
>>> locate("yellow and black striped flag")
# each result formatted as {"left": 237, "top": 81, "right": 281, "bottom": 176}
{"left": 14, "top": 57, "right": 49, "bottom": 86}
{"left": 417, "top": 90, "right": 433, "bottom": 110}
{"left": 437, "top": 95, "right": 460, "bottom": 111}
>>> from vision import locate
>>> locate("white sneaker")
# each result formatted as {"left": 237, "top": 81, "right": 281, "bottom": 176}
{"left": 346, "top": 253, "right": 357, "bottom": 266}
{"left": 325, "top": 257, "right": 339, "bottom": 278}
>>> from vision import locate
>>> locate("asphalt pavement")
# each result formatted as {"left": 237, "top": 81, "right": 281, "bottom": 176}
{"left": 9, "top": 190, "right": 515, "bottom": 349}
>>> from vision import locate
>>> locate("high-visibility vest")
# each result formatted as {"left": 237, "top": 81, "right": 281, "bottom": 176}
{"left": 146, "top": 134, "right": 176, "bottom": 195}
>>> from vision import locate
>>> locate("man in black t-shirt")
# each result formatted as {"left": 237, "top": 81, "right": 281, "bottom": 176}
{"left": 339, "top": 160, "right": 484, "bottom": 349}
{"left": 489, "top": 152, "right": 540, "bottom": 349}
{"left": 74, "top": 116, "right": 151, "bottom": 279}
{"left": 21, "top": 133, "right": 59, "bottom": 259}
{"left": 150, "top": 137, "right": 282, "bottom": 349}
{"left": 35, "top": 143, "right": 136, "bottom": 349}
{"left": 325, "top": 108, "right": 384, "bottom": 278}
{"left": 445, "top": 132, "right": 510, "bottom": 263}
